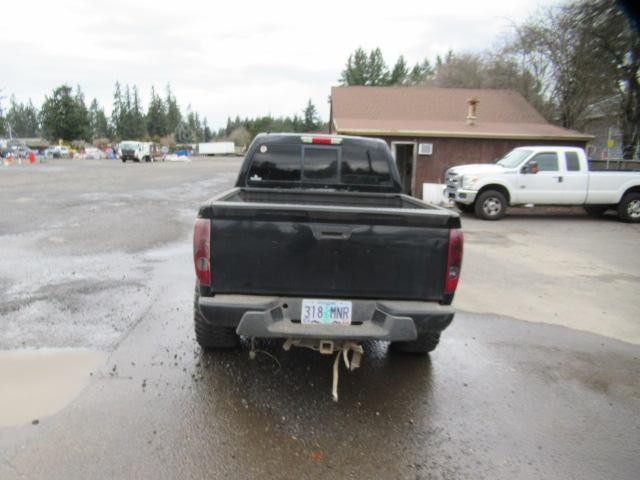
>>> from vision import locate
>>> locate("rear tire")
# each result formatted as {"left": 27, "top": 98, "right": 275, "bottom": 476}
{"left": 474, "top": 190, "right": 507, "bottom": 220}
{"left": 617, "top": 193, "right": 640, "bottom": 223}
{"left": 455, "top": 202, "right": 475, "bottom": 214}
{"left": 194, "top": 288, "right": 239, "bottom": 349}
{"left": 584, "top": 205, "right": 608, "bottom": 217}
{"left": 390, "top": 332, "right": 440, "bottom": 354}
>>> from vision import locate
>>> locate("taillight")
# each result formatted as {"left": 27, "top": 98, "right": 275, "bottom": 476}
{"left": 193, "top": 218, "right": 211, "bottom": 286}
{"left": 301, "top": 136, "right": 343, "bottom": 145}
{"left": 444, "top": 228, "right": 463, "bottom": 294}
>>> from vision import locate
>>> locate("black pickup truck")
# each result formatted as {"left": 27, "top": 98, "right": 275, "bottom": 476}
{"left": 193, "top": 133, "right": 463, "bottom": 355}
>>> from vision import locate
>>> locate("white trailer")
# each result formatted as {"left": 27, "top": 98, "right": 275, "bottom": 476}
{"left": 197, "top": 142, "right": 235, "bottom": 156}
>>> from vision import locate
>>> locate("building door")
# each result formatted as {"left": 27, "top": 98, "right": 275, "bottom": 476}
{"left": 393, "top": 143, "right": 415, "bottom": 195}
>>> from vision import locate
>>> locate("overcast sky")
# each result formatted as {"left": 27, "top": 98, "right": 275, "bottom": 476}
{"left": 2, "top": 0, "right": 560, "bottom": 130}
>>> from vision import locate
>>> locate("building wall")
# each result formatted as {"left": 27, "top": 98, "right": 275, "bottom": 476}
{"left": 375, "top": 135, "right": 588, "bottom": 198}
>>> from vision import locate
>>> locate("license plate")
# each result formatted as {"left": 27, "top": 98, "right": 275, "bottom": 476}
{"left": 301, "top": 299, "right": 352, "bottom": 325}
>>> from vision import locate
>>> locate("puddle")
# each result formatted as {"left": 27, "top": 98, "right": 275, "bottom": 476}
{"left": 0, "top": 348, "right": 106, "bottom": 427}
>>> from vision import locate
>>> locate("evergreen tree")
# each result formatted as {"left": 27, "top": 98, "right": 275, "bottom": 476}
{"left": 88, "top": 98, "right": 110, "bottom": 139}
{"left": 40, "top": 85, "right": 89, "bottom": 141}
{"left": 146, "top": 86, "right": 167, "bottom": 138}
{"left": 366, "top": 48, "right": 390, "bottom": 85}
{"left": 340, "top": 47, "right": 390, "bottom": 86}
{"left": 389, "top": 55, "right": 409, "bottom": 85}
{"left": 303, "top": 99, "right": 320, "bottom": 131}
{"left": 175, "top": 121, "right": 194, "bottom": 144}
{"left": 202, "top": 118, "right": 213, "bottom": 141}
{"left": 111, "top": 82, "right": 125, "bottom": 139}
{"left": 408, "top": 58, "right": 435, "bottom": 85}
{"left": 122, "top": 85, "right": 133, "bottom": 138}
{"left": 6, "top": 96, "right": 40, "bottom": 137}
{"left": 340, "top": 48, "right": 369, "bottom": 85}
{"left": 73, "top": 86, "right": 91, "bottom": 141}
{"left": 130, "top": 85, "right": 146, "bottom": 139}
{"left": 165, "top": 84, "right": 181, "bottom": 135}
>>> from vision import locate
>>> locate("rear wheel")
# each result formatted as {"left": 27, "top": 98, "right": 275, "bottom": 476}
{"left": 475, "top": 190, "right": 507, "bottom": 220}
{"left": 583, "top": 205, "right": 608, "bottom": 217}
{"left": 390, "top": 332, "right": 440, "bottom": 354}
{"left": 455, "top": 202, "right": 475, "bottom": 214}
{"left": 618, "top": 193, "right": 640, "bottom": 223}
{"left": 194, "top": 288, "right": 239, "bottom": 349}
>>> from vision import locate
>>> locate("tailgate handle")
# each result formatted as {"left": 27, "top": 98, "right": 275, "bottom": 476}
{"left": 311, "top": 226, "right": 356, "bottom": 240}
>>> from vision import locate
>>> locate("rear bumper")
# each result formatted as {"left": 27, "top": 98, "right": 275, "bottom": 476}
{"left": 197, "top": 294, "right": 454, "bottom": 342}
{"left": 445, "top": 188, "right": 477, "bottom": 205}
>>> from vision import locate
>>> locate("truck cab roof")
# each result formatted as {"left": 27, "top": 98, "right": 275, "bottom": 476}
{"left": 512, "top": 146, "right": 585, "bottom": 153}
{"left": 235, "top": 133, "right": 403, "bottom": 193}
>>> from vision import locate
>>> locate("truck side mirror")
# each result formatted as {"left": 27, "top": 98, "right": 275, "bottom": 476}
{"left": 523, "top": 161, "right": 539, "bottom": 174}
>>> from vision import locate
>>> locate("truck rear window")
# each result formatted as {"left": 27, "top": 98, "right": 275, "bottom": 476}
{"left": 247, "top": 143, "right": 393, "bottom": 187}
{"left": 341, "top": 147, "right": 390, "bottom": 185}
{"left": 303, "top": 147, "right": 338, "bottom": 181}
{"left": 248, "top": 145, "right": 301, "bottom": 181}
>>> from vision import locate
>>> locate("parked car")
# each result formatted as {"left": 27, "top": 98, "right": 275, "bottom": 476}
{"left": 49, "top": 146, "right": 71, "bottom": 159}
{"left": 192, "top": 133, "right": 463, "bottom": 373}
{"left": 79, "top": 147, "right": 106, "bottom": 160}
{"left": 445, "top": 146, "right": 640, "bottom": 222}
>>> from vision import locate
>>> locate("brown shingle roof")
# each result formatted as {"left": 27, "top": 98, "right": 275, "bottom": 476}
{"left": 331, "top": 86, "right": 592, "bottom": 141}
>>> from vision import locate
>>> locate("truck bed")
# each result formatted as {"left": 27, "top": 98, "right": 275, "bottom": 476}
{"left": 199, "top": 188, "right": 459, "bottom": 302}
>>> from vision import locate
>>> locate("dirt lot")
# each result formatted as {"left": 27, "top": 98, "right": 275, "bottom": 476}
{"left": 0, "top": 158, "right": 639, "bottom": 479}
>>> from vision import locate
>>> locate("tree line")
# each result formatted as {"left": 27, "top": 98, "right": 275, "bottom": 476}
{"left": 0, "top": 83, "right": 217, "bottom": 145}
{"left": 340, "top": 0, "right": 639, "bottom": 159}
{"left": 0, "top": 83, "right": 326, "bottom": 147}
{"left": 215, "top": 100, "right": 325, "bottom": 146}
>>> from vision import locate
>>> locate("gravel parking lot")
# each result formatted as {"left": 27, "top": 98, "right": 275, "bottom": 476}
{"left": 1, "top": 158, "right": 639, "bottom": 479}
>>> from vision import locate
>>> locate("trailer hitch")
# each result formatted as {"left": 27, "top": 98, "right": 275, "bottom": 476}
{"left": 281, "top": 338, "right": 364, "bottom": 402}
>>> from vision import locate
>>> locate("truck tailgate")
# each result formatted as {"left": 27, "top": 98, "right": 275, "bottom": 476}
{"left": 205, "top": 189, "right": 455, "bottom": 302}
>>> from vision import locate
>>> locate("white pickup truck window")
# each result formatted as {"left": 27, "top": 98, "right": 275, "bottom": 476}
{"left": 565, "top": 152, "right": 581, "bottom": 171}
{"left": 530, "top": 153, "right": 559, "bottom": 172}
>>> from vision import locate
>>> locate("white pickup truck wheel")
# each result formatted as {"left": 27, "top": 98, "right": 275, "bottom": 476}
{"left": 618, "top": 193, "right": 640, "bottom": 223}
{"left": 475, "top": 190, "right": 507, "bottom": 220}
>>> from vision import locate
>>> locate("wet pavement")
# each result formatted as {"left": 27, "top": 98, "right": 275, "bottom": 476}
{"left": 1, "top": 159, "right": 639, "bottom": 479}
{"left": 0, "top": 348, "right": 105, "bottom": 427}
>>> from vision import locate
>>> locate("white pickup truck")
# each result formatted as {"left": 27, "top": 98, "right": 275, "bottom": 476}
{"left": 445, "top": 146, "right": 640, "bottom": 223}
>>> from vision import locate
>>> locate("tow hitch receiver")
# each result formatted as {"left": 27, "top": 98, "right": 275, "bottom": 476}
{"left": 281, "top": 338, "right": 364, "bottom": 402}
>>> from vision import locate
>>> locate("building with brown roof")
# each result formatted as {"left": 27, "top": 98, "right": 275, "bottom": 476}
{"left": 330, "top": 86, "right": 592, "bottom": 198}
